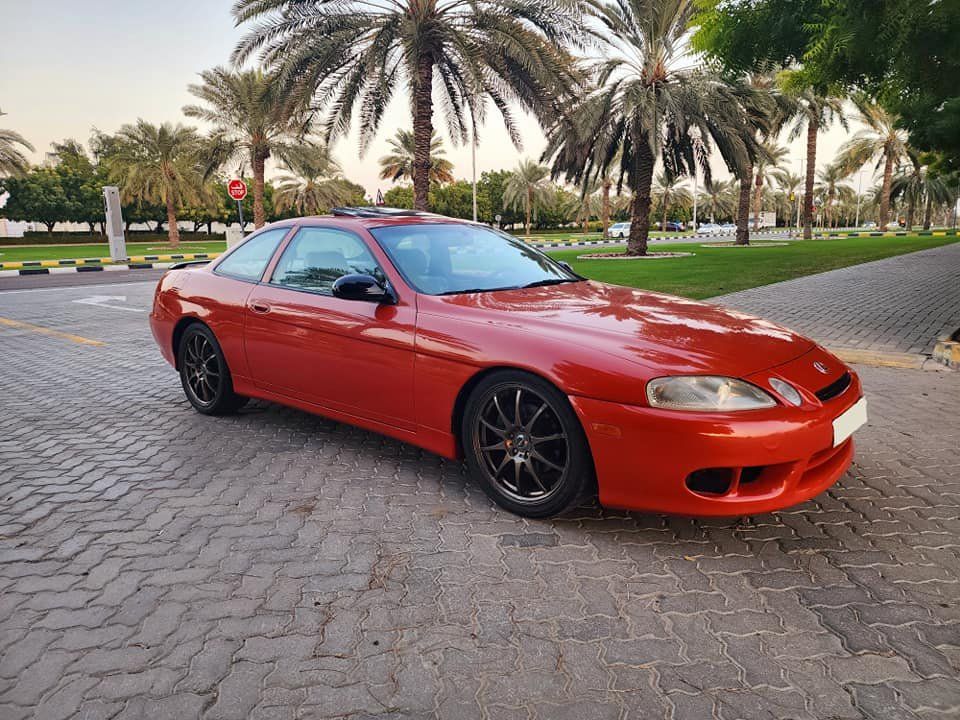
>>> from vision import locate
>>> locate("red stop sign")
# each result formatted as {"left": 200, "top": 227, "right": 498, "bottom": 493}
{"left": 227, "top": 179, "right": 248, "bottom": 201}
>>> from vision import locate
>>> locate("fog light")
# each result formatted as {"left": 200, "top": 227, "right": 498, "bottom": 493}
{"left": 769, "top": 377, "right": 802, "bottom": 406}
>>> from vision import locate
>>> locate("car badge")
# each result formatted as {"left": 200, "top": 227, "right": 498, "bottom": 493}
{"left": 813, "top": 361, "right": 829, "bottom": 374}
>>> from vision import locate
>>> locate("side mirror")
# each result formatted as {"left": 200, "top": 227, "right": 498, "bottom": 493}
{"left": 558, "top": 261, "right": 574, "bottom": 272}
{"left": 332, "top": 274, "right": 395, "bottom": 303}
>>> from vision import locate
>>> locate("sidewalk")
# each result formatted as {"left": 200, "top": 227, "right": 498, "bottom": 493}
{"left": 711, "top": 242, "right": 960, "bottom": 357}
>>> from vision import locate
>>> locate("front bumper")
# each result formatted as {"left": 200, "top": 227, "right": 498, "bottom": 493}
{"left": 571, "top": 369, "right": 862, "bottom": 516}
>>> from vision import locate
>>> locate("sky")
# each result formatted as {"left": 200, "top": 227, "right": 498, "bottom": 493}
{"left": 0, "top": 0, "right": 869, "bottom": 201}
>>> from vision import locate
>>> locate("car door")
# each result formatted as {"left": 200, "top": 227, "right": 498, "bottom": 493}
{"left": 243, "top": 224, "right": 417, "bottom": 431}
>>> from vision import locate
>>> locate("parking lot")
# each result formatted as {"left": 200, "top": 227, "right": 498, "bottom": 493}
{"left": 1, "top": 277, "right": 958, "bottom": 719}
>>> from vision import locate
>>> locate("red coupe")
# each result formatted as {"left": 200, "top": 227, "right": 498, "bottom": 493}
{"left": 150, "top": 208, "right": 867, "bottom": 518}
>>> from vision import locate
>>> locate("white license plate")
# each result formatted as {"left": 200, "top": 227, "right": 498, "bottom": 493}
{"left": 832, "top": 397, "right": 868, "bottom": 447}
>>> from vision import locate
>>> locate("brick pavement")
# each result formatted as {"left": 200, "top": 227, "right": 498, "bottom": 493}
{"left": 711, "top": 242, "right": 960, "bottom": 355}
{"left": 0, "top": 279, "right": 958, "bottom": 719}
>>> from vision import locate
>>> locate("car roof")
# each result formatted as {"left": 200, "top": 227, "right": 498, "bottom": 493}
{"left": 262, "top": 207, "right": 480, "bottom": 231}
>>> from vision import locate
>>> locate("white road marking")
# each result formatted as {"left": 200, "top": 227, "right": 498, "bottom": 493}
{"left": 0, "top": 280, "right": 157, "bottom": 296}
{"left": 72, "top": 295, "right": 148, "bottom": 312}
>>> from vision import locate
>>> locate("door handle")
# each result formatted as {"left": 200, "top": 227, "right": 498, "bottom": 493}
{"left": 250, "top": 301, "right": 271, "bottom": 314}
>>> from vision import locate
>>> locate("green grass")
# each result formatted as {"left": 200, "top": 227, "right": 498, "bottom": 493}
{"left": 0, "top": 240, "right": 227, "bottom": 263}
{"left": 546, "top": 235, "right": 960, "bottom": 299}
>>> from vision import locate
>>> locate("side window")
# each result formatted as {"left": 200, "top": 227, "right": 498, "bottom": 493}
{"left": 270, "top": 227, "right": 383, "bottom": 294}
{"left": 215, "top": 228, "right": 287, "bottom": 281}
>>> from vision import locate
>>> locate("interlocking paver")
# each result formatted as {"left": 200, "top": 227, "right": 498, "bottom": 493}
{"left": 711, "top": 242, "right": 960, "bottom": 354}
{"left": 0, "top": 274, "right": 958, "bottom": 718}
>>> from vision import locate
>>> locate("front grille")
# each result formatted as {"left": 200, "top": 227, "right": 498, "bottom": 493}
{"left": 815, "top": 371, "right": 852, "bottom": 402}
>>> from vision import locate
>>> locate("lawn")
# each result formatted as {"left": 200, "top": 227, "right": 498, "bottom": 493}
{"left": 546, "top": 235, "right": 960, "bottom": 299}
{"left": 0, "top": 240, "right": 227, "bottom": 263}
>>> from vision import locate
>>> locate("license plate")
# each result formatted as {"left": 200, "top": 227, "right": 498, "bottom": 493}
{"left": 833, "top": 397, "right": 868, "bottom": 447}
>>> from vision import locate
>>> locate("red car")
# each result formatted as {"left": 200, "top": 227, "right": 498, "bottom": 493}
{"left": 150, "top": 208, "right": 867, "bottom": 518}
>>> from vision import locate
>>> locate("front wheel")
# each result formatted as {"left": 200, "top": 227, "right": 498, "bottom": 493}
{"left": 461, "top": 371, "right": 595, "bottom": 518}
{"left": 177, "top": 324, "right": 248, "bottom": 415}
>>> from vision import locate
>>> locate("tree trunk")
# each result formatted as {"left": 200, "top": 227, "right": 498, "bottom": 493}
{"left": 253, "top": 152, "right": 267, "bottom": 229}
{"left": 752, "top": 170, "right": 763, "bottom": 231}
{"left": 46, "top": 222, "right": 55, "bottom": 234}
{"left": 803, "top": 117, "right": 818, "bottom": 240}
{"left": 661, "top": 196, "right": 668, "bottom": 235}
{"left": 206, "top": 221, "right": 213, "bottom": 234}
{"left": 923, "top": 193, "right": 933, "bottom": 230}
{"left": 525, "top": 187, "right": 532, "bottom": 237}
{"left": 582, "top": 198, "right": 589, "bottom": 235}
{"left": 165, "top": 194, "right": 180, "bottom": 248}
{"left": 626, "top": 139, "right": 654, "bottom": 255}
{"left": 736, "top": 165, "right": 752, "bottom": 245}
{"left": 879, "top": 151, "right": 894, "bottom": 231}
{"left": 905, "top": 194, "right": 916, "bottom": 231}
{"left": 601, "top": 179, "right": 611, "bottom": 238}
{"left": 412, "top": 53, "right": 434, "bottom": 212}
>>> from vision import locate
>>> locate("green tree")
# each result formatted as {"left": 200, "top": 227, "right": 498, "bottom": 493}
{"left": 383, "top": 185, "right": 414, "bottom": 210}
{"left": 503, "top": 160, "right": 554, "bottom": 236}
{"left": 890, "top": 154, "right": 954, "bottom": 231}
{"left": 835, "top": 95, "right": 910, "bottom": 231}
{"left": 751, "top": 141, "right": 790, "bottom": 230}
{"left": 274, "top": 144, "right": 356, "bottom": 216}
{"left": 1, "top": 167, "right": 71, "bottom": 232}
{"left": 379, "top": 130, "right": 454, "bottom": 186}
{"left": 185, "top": 66, "right": 314, "bottom": 229}
{"left": 48, "top": 139, "right": 109, "bottom": 233}
{"left": 232, "top": 0, "right": 582, "bottom": 213}
{"left": 0, "top": 109, "right": 34, "bottom": 177}
{"left": 545, "top": 0, "right": 765, "bottom": 255}
{"left": 106, "top": 120, "right": 205, "bottom": 247}
{"left": 477, "top": 170, "right": 521, "bottom": 228}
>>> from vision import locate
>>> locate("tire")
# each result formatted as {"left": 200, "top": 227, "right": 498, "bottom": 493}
{"left": 177, "top": 323, "right": 248, "bottom": 415}
{"left": 461, "top": 370, "right": 595, "bottom": 518}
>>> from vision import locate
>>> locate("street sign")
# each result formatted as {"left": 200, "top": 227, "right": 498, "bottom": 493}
{"left": 228, "top": 179, "right": 248, "bottom": 201}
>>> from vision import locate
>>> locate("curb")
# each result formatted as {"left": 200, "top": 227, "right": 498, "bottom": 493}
{"left": 0, "top": 262, "right": 176, "bottom": 278}
{"left": 532, "top": 231, "right": 791, "bottom": 249}
{"left": 0, "top": 252, "right": 220, "bottom": 272}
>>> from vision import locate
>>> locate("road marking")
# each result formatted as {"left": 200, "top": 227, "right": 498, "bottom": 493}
{"left": 0, "top": 316, "right": 105, "bottom": 346}
{"left": 0, "top": 280, "right": 157, "bottom": 296}
{"left": 72, "top": 295, "right": 147, "bottom": 312}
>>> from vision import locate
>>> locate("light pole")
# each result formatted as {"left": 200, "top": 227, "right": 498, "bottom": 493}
{"left": 691, "top": 165, "right": 698, "bottom": 232}
{"left": 471, "top": 121, "right": 478, "bottom": 223}
{"left": 854, "top": 171, "right": 864, "bottom": 228}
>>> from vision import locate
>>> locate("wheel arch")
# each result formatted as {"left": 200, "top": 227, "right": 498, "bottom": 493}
{"left": 450, "top": 364, "right": 568, "bottom": 452}
{"left": 171, "top": 316, "right": 208, "bottom": 370}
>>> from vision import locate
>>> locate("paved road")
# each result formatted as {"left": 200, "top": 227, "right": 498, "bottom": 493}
{"left": 711, "top": 243, "right": 960, "bottom": 356}
{"left": 1, "top": 279, "right": 958, "bottom": 719}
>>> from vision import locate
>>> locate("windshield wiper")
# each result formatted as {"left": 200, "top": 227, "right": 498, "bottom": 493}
{"left": 437, "top": 286, "right": 519, "bottom": 296}
{"left": 520, "top": 278, "right": 580, "bottom": 289}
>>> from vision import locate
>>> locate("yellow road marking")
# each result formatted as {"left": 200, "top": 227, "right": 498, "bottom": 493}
{"left": 829, "top": 347, "right": 924, "bottom": 369}
{"left": 0, "top": 316, "right": 105, "bottom": 347}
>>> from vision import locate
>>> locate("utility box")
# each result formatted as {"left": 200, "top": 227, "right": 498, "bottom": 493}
{"left": 102, "top": 186, "right": 127, "bottom": 262}
{"left": 225, "top": 227, "right": 246, "bottom": 249}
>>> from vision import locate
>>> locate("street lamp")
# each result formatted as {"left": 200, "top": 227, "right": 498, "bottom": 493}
{"left": 854, "top": 170, "right": 864, "bottom": 228}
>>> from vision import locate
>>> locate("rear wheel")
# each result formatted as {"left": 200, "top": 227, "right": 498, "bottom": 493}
{"left": 177, "top": 324, "right": 248, "bottom": 415}
{"left": 461, "top": 371, "right": 594, "bottom": 518}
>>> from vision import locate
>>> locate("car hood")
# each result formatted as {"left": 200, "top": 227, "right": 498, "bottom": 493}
{"left": 422, "top": 280, "right": 815, "bottom": 377}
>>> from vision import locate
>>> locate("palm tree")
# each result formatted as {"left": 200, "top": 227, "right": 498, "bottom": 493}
{"left": 543, "top": 0, "right": 765, "bottom": 255}
{"left": 232, "top": 0, "right": 582, "bottom": 214}
{"left": 773, "top": 170, "right": 804, "bottom": 231}
{"left": 835, "top": 94, "right": 910, "bottom": 231}
{"left": 378, "top": 129, "right": 454, "bottom": 186}
{"left": 652, "top": 171, "right": 692, "bottom": 231}
{"left": 815, "top": 161, "right": 854, "bottom": 229}
{"left": 751, "top": 141, "right": 789, "bottom": 230}
{"left": 106, "top": 121, "right": 204, "bottom": 248}
{"left": 891, "top": 154, "right": 953, "bottom": 231}
{"left": 185, "top": 66, "right": 313, "bottom": 229}
{"left": 784, "top": 86, "right": 846, "bottom": 239}
{"left": 698, "top": 178, "right": 736, "bottom": 223}
{"left": 504, "top": 160, "right": 554, "bottom": 236}
{"left": 274, "top": 144, "right": 356, "bottom": 215}
{"left": 0, "top": 109, "right": 34, "bottom": 177}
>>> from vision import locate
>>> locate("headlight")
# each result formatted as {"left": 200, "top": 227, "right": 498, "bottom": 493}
{"left": 768, "top": 377, "right": 802, "bottom": 406}
{"left": 646, "top": 376, "right": 777, "bottom": 411}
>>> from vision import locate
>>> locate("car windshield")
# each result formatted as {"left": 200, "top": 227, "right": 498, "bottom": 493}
{"left": 369, "top": 223, "right": 581, "bottom": 296}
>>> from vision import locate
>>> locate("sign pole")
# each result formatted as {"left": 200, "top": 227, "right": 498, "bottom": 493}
{"left": 237, "top": 199, "right": 244, "bottom": 229}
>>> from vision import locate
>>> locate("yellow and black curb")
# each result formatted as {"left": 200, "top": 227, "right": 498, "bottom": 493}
{"left": 0, "top": 252, "right": 221, "bottom": 276}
